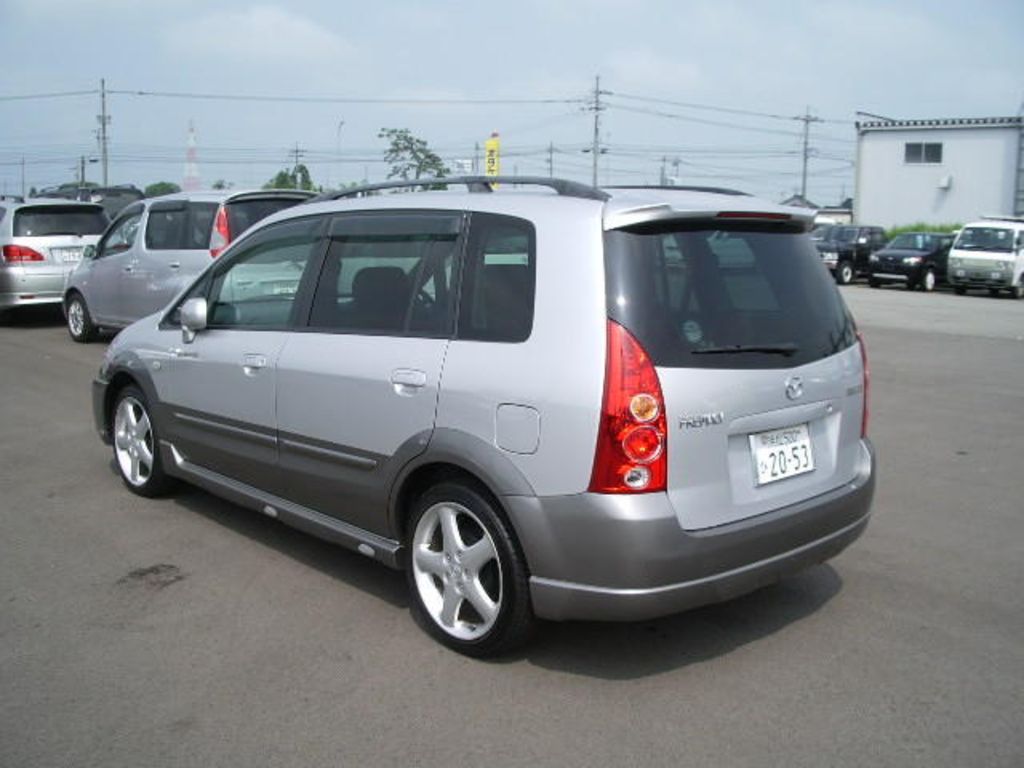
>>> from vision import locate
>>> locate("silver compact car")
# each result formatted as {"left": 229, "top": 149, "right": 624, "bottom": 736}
{"left": 91, "top": 177, "right": 875, "bottom": 656}
{"left": 0, "top": 197, "right": 107, "bottom": 316}
{"left": 64, "top": 189, "right": 314, "bottom": 341}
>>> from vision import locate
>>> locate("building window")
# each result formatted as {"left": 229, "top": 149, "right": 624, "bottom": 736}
{"left": 905, "top": 142, "right": 943, "bottom": 164}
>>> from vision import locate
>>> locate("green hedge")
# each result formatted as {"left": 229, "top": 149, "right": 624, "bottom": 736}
{"left": 885, "top": 222, "right": 962, "bottom": 238}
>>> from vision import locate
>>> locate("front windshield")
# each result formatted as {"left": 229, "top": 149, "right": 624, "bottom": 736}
{"left": 811, "top": 224, "right": 834, "bottom": 241}
{"left": 955, "top": 227, "right": 1013, "bottom": 253}
{"left": 888, "top": 233, "right": 934, "bottom": 251}
{"left": 834, "top": 227, "right": 858, "bottom": 243}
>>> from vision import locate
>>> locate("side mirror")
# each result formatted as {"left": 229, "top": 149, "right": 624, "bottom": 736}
{"left": 83, "top": 244, "right": 97, "bottom": 260}
{"left": 180, "top": 297, "right": 207, "bottom": 344}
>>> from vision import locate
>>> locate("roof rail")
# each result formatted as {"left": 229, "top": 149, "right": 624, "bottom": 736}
{"left": 317, "top": 176, "right": 610, "bottom": 202}
{"left": 604, "top": 184, "right": 750, "bottom": 197}
{"left": 981, "top": 214, "right": 1024, "bottom": 224}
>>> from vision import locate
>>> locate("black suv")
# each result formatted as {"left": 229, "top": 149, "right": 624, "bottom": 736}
{"left": 867, "top": 232, "right": 954, "bottom": 292}
{"left": 813, "top": 224, "right": 887, "bottom": 284}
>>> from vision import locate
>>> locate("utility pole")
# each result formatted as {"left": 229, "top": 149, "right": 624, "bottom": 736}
{"left": 547, "top": 142, "right": 555, "bottom": 177}
{"left": 659, "top": 156, "right": 667, "bottom": 185}
{"left": 795, "top": 107, "right": 822, "bottom": 201}
{"left": 79, "top": 156, "right": 86, "bottom": 185}
{"left": 473, "top": 142, "right": 480, "bottom": 174}
{"left": 589, "top": 75, "right": 608, "bottom": 187}
{"left": 20, "top": 157, "right": 25, "bottom": 197}
{"left": 98, "top": 79, "right": 110, "bottom": 186}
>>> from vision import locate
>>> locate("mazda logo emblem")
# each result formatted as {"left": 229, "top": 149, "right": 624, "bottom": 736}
{"left": 785, "top": 376, "right": 803, "bottom": 400}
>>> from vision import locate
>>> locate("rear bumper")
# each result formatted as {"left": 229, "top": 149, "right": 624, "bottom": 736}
{"left": 507, "top": 440, "right": 875, "bottom": 621}
{"left": 0, "top": 268, "right": 66, "bottom": 308}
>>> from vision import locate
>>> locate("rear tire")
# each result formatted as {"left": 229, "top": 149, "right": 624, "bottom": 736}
{"left": 111, "top": 385, "right": 176, "bottom": 497}
{"left": 954, "top": 286, "right": 967, "bottom": 296}
{"left": 405, "top": 481, "right": 535, "bottom": 657}
{"left": 1010, "top": 282, "right": 1023, "bottom": 300}
{"left": 868, "top": 277, "right": 880, "bottom": 288}
{"left": 65, "top": 292, "right": 97, "bottom": 343}
{"left": 988, "top": 288, "right": 1001, "bottom": 298}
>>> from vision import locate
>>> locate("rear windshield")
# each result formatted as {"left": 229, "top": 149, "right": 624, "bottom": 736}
{"left": 954, "top": 226, "right": 1014, "bottom": 253}
{"left": 604, "top": 222, "right": 857, "bottom": 369}
{"left": 145, "top": 202, "right": 218, "bottom": 250}
{"left": 226, "top": 198, "right": 308, "bottom": 238}
{"left": 13, "top": 206, "right": 108, "bottom": 237}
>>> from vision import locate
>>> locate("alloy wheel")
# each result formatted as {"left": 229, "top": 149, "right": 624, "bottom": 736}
{"left": 410, "top": 501, "right": 502, "bottom": 641}
{"left": 114, "top": 396, "right": 155, "bottom": 487}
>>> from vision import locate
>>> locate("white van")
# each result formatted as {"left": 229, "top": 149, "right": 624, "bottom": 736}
{"left": 947, "top": 216, "right": 1024, "bottom": 298}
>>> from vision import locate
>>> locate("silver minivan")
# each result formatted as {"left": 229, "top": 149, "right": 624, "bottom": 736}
{"left": 0, "top": 198, "right": 107, "bottom": 316}
{"left": 64, "top": 189, "right": 315, "bottom": 341}
{"left": 90, "top": 178, "right": 875, "bottom": 656}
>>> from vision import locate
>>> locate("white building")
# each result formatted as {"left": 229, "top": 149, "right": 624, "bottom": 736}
{"left": 854, "top": 116, "right": 1023, "bottom": 228}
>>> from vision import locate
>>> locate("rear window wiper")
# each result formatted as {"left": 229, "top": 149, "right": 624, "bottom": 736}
{"left": 693, "top": 343, "right": 798, "bottom": 356}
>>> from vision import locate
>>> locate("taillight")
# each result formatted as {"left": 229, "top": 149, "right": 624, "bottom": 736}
{"left": 2, "top": 245, "right": 45, "bottom": 263}
{"left": 589, "top": 319, "right": 668, "bottom": 493}
{"left": 209, "top": 205, "right": 231, "bottom": 258}
{"left": 857, "top": 330, "right": 869, "bottom": 438}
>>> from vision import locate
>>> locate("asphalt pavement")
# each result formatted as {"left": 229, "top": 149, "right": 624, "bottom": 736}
{"left": 1, "top": 285, "right": 1022, "bottom": 767}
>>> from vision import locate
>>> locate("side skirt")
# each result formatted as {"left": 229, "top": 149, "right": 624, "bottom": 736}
{"left": 161, "top": 440, "right": 403, "bottom": 568}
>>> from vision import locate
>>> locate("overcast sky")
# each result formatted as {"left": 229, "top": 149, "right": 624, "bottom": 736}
{"left": 1, "top": 0, "right": 1021, "bottom": 204}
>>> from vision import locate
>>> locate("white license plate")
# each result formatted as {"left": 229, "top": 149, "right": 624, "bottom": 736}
{"left": 750, "top": 423, "right": 815, "bottom": 486}
{"left": 53, "top": 247, "right": 83, "bottom": 263}
{"left": 955, "top": 269, "right": 966, "bottom": 277}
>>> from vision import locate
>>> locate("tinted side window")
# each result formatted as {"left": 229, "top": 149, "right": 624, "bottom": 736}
{"left": 97, "top": 213, "right": 142, "bottom": 257}
{"left": 308, "top": 213, "right": 461, "bottom": 337}
{"left": 457, "top": 213, "right": 536, "bottom": 343}
{"left": 145, "top": 202, "right": 218, "bottom": 250}
{"left": 206, "top": 217, "right": 322, "bottom": 329}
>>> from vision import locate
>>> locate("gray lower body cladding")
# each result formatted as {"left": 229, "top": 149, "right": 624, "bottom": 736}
{"left": 507, "top": 440, "right": 875, "bottom": 621}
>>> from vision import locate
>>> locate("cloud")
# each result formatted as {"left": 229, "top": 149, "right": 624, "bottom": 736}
{"left": 164, "top": 5, "right": 352, "bottom": 66}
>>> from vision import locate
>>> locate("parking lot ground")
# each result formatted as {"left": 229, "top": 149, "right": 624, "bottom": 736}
{"left": 1, "top": 288, "right": 1023, "bottom": 768}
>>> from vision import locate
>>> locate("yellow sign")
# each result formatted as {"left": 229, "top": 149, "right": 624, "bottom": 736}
{"left": 484, "top": 133, "right": 500, "bottom": 183}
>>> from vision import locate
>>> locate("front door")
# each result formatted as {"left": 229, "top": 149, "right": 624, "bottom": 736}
{"left": 160, "top": 215, "right": 326, "bottom": 495}
{"left": 85, "top": 208, "right": 143, "bottom": 326}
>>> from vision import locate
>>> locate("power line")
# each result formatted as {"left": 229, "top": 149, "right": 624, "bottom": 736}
{"left": 106, "top": 89, "right": 585, "bottom": 106}
{"left": 610, "top": 91, "right": 857, "bottom": 125}
{"left": 606, "top": 102, "right": 806, "bottom": 139}
{"left": 0, "top": 89, "right": 98, "bottom": 102}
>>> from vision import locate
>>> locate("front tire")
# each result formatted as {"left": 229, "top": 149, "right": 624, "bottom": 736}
{"left": 1010, "top": 282, "right": 1023, "bottom": 300}
{"left": 406, "top": 482, "right": 535, "bottom": 657}
{"left": 954, "top": 286, "right": 967, "bottom": 296}
{"left": 65, "top": 292, "right": 97, "bottom": 343}
{"left": 919, "top": 269, "right": 936, "bottom": 292}
{"left": 111, "top": 385, "right": 175, "bottom": 497}
{"left": 836, "top": 261, "right": 854, "bottom": 285}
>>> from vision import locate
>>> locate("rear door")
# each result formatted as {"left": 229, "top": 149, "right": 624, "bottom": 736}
{"left": 125, "top": 200, "right": 218, "bottom": 321}
{"left": 604, "top": 221, "right": 865, "bottom": 530}
{"left": 275, "top": 211, "right": 463, "bottom": 535}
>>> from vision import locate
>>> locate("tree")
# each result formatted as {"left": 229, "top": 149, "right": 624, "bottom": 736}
{"left": 264, "top": 164, "right": 316, "bottom": 191}
{"left": 378, "top": 128, "right": 449, "bottom": 181}
{"left": 145, "top": 181, "right": 181, "bottom": 197}
{"left": 211, "top": 179, "right": 231, "bottom": 190}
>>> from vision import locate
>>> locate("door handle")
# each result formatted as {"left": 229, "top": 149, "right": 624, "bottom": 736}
{"left": 390, "top": 368, "right": 427, "bottom": 395}
{"left": 242, "top": 353, "right": 268, "bottom": 376}
{"left": 123, "top": 265, "right": 133, "bottom": 273}
{"left": 168, "top": 261, "right": 181, "bottom": 269}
